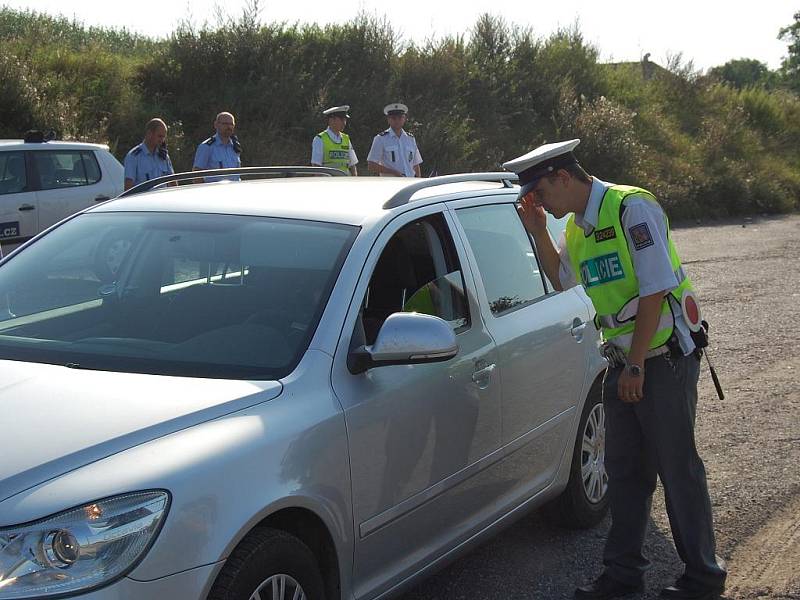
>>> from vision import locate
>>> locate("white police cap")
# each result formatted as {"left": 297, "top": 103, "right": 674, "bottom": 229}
{"left": 323, "top": 105, "right": 350, "bottom": 118}
{"left": 503, "top": 139, "right": 581, "bottom": 196}
{"left": 384, "top": 103, "right": 408, "bottom": 116}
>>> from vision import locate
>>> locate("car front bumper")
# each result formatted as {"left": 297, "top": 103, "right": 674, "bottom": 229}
{"left": 71, "top": 561, "right": 223, "bottom": 600}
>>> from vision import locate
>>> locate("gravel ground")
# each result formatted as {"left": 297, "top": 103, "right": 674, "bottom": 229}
{"left": 398, "top": 214, "right": 800, "bottom": 600}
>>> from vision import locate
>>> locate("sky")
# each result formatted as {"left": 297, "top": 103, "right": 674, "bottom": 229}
{"left": 3, "top": 0, "right": 795, "bottom": 72}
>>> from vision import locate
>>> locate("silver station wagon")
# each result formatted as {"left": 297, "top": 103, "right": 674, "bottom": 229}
{"left": 0, "top": 168, "right": 608, "bottom": 600}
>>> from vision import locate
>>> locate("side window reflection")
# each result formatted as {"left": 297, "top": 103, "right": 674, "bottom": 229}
{"left": 361, "top": 214, "right": 470, "bottom": 345}
{"left": 457, "top": 204, "right": 547, "bottom": 316}
{"left": 403, "top": 271, "right": 468, "bottom": 330}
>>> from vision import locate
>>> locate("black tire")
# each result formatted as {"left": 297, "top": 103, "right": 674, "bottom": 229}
{"left": 208, "top": 527, "right": 326, "bottom": 600}
{"left": 551, "top": 384, "right": 609, "bottom": 528}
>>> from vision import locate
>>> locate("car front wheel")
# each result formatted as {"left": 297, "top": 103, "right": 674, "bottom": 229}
{"left": 208, "top": 527, "right": 325, "bottom": 600}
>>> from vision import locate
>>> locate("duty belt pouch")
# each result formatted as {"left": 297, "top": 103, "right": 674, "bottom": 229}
{"left": 687, "top": 319, "right": 710, "bottom": 360}
{"left": 601, "top": 342, "right": 626, "bottom": 368}
{"left": 691, "top": 319, "right": 710, "bottom": 349}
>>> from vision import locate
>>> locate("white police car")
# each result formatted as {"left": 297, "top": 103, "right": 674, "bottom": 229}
{"left": 0, "top": 132, "right": 124, "bottom": 254}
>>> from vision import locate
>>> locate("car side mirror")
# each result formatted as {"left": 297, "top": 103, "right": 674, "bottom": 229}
{"left": 347, "top": 312, "right": 458, "bottom": 374}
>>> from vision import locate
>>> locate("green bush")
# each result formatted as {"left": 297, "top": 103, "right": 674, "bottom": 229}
{"left": 0, "top": 6, "right": 797, "bottom": 218}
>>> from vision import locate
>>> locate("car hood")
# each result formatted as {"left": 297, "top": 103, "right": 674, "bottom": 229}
{"left": 0, "top": 360, "right": 282, "bottom": 504}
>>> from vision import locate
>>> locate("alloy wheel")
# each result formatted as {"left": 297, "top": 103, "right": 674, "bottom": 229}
{"left": 580, "top": 403, "right": 608, "bottom": 504}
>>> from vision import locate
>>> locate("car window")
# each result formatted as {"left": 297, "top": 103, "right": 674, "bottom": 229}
{"left": 0, "top": 152, "right": 27, "bottom": 195}
{"left": 81, "top": 151, "right": 102, "bottom": 183}
{"left": 0, "top": 212, "right": 357, "bottom": 379}
{"left": 360, "top": 213, "right": 469, "bottom": 345}
{"left": 456, "top": 204, "right": 547, "bottom": 316}
{"left": 33, "top": 150, "right": 101, "bottom": 190}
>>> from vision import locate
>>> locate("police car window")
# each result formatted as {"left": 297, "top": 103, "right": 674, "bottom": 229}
{"left": 81, "top": 151, "right": 102, "bottom": 184}
{"left": 0, "top": 152, "right": 27, "bottom": 195}
{"left": 456, "top": 204, "right": 547, "bottom": 315}
{"left": 361, "top": 213, "right": 469, "bottom": 345}
{"left": 33, "top": 151, "right": 100, "bottom": 190}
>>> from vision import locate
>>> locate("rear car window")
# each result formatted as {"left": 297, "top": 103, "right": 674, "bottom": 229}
{"left": 456, "top": 204, "right": 547, "bottom": 315}
{"left": 33, "top": 150, "right": 101, "bottom": 190}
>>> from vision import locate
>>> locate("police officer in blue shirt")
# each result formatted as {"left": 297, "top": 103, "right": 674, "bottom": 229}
{"left": 123, "top": 118, "right": 174, "bottom": 190}
{"left": 193, "top": 112, "right": 242, "bottom": 182}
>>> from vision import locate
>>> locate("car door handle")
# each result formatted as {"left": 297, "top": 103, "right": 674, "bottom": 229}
{"left": 570, "top": 318, "right": 587, "bottom": 342}
{"left": 94, "top": 195, "right": 110, "bottom": 202}
{"left": 471, "top": 363, "right": 496, "bottom": 389}
{"left": 18, "top": 204, "right": 35, "bottom": 211}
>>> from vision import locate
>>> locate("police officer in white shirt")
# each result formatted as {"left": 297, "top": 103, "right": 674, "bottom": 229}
{"left": 311, "top": 106, "right": 358, "bottom": 176}
{"left": 367, "top": 103, "right": 423, "bottom": 177}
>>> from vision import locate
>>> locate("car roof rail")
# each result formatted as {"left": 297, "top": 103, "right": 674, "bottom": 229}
{"left": 119, "top": 166, "right": 347, "bottom": 198}
{"left": 382, "top": 172, "right": 519, "bottom": 209}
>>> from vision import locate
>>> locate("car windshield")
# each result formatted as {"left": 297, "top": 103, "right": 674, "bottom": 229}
{"left": 0, "top": 212, "right": 357, "bottom": 379}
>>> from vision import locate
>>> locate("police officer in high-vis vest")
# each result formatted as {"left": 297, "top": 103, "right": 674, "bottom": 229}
{"left": 311, "top": 105, "right": 358, "bottom": 175}
{"left": 505, "top": 140, "right": 727, "bottom": 600}
{"left": 123, "top": 118, "right": 174, "bottom": 190}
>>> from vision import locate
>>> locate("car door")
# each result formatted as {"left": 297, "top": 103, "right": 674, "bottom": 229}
{"left": 450, "top": 197, "right": 591, "bottom": 503}
{"left": 0, "top": 151, "right": 38, "bottom": 250}
{"left": 32, "top": 149, "right": 109, "bottom": 231}
{"left": 331, "top": 206, "right": 503, "bottom": 599}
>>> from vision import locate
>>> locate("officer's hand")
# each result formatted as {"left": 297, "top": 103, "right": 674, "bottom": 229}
{"left": 517, "top": 192, "right": 548, "bottom": 234}
{"left": 617, "top": 369, "right": 645, "bottom": 403}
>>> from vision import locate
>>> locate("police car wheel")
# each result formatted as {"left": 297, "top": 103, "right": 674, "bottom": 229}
{"left": 208, "top": 527, "right": 325, "bottom": 600}
{"left": 549, "top": 382, "right": 609, "bottom": 529}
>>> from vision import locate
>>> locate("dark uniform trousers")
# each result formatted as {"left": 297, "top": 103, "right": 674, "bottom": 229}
{"left": 601, "top": 351, "right": 727, "bottom": 587}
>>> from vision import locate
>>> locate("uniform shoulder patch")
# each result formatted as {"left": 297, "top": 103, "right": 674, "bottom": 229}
{"left": 406, "top": 131, "right": 414, "bottom": 137}
{"left": 204, "top": 136, "right": 215, "bottom": 145}
{"left": 628, "top": 222, "right": 654, "bottom": 250}
{"left": 594, "top": 226, "right": 616, "bottom": 242}
{"left": 131, "top": 146, "right": 142, "bottom": 156}
{"left": 378, "top": 130, "right": 389, "bottom": 136}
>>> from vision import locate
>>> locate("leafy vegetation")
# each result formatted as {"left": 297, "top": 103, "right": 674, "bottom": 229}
{"left": 1, "top": 6, "right": 798, "bottom": 218}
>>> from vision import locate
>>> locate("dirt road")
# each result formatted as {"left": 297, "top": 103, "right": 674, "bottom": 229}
{"left": 399, "top": 215, "right": 800, "bottom": 600}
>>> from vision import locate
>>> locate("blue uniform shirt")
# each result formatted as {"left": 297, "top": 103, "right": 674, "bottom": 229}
{"left": 193, "top": 134, "right": 242, "bottom": 182}
{"left": 124, "top": 142, "right": 174, "bottom": 186}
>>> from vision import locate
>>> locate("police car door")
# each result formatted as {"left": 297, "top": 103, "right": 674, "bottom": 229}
{"left": 0, "top": 151, "right": 38, "bottom": 251}
{"left": 32, "top": 149, "right": 108, "bottom": 232}
{"left": 449, "top": 195, "right": 590, "bottom": 503}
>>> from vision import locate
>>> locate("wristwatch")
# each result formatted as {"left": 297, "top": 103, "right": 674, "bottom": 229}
{"left": 625, "top": 363, "right": 642, "bottom": 377}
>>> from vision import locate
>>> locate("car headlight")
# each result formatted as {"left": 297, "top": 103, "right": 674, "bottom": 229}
{"left": 0, "top": 490, "right": 169, "bottom": 599}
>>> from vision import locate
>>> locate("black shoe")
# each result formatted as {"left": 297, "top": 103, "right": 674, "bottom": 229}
{"left": 575, "top": 573, "right": 644, "bottom": 599}
{"left": 660, "top": 577, "right": 725, "bottom": 599}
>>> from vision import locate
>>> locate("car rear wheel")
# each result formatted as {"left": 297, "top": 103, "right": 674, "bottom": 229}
{"left": 551, "top": 384, "right": 609, "bottom": 528}
{"left": 208, "top": 528, "right": 325, "bottom": 600}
